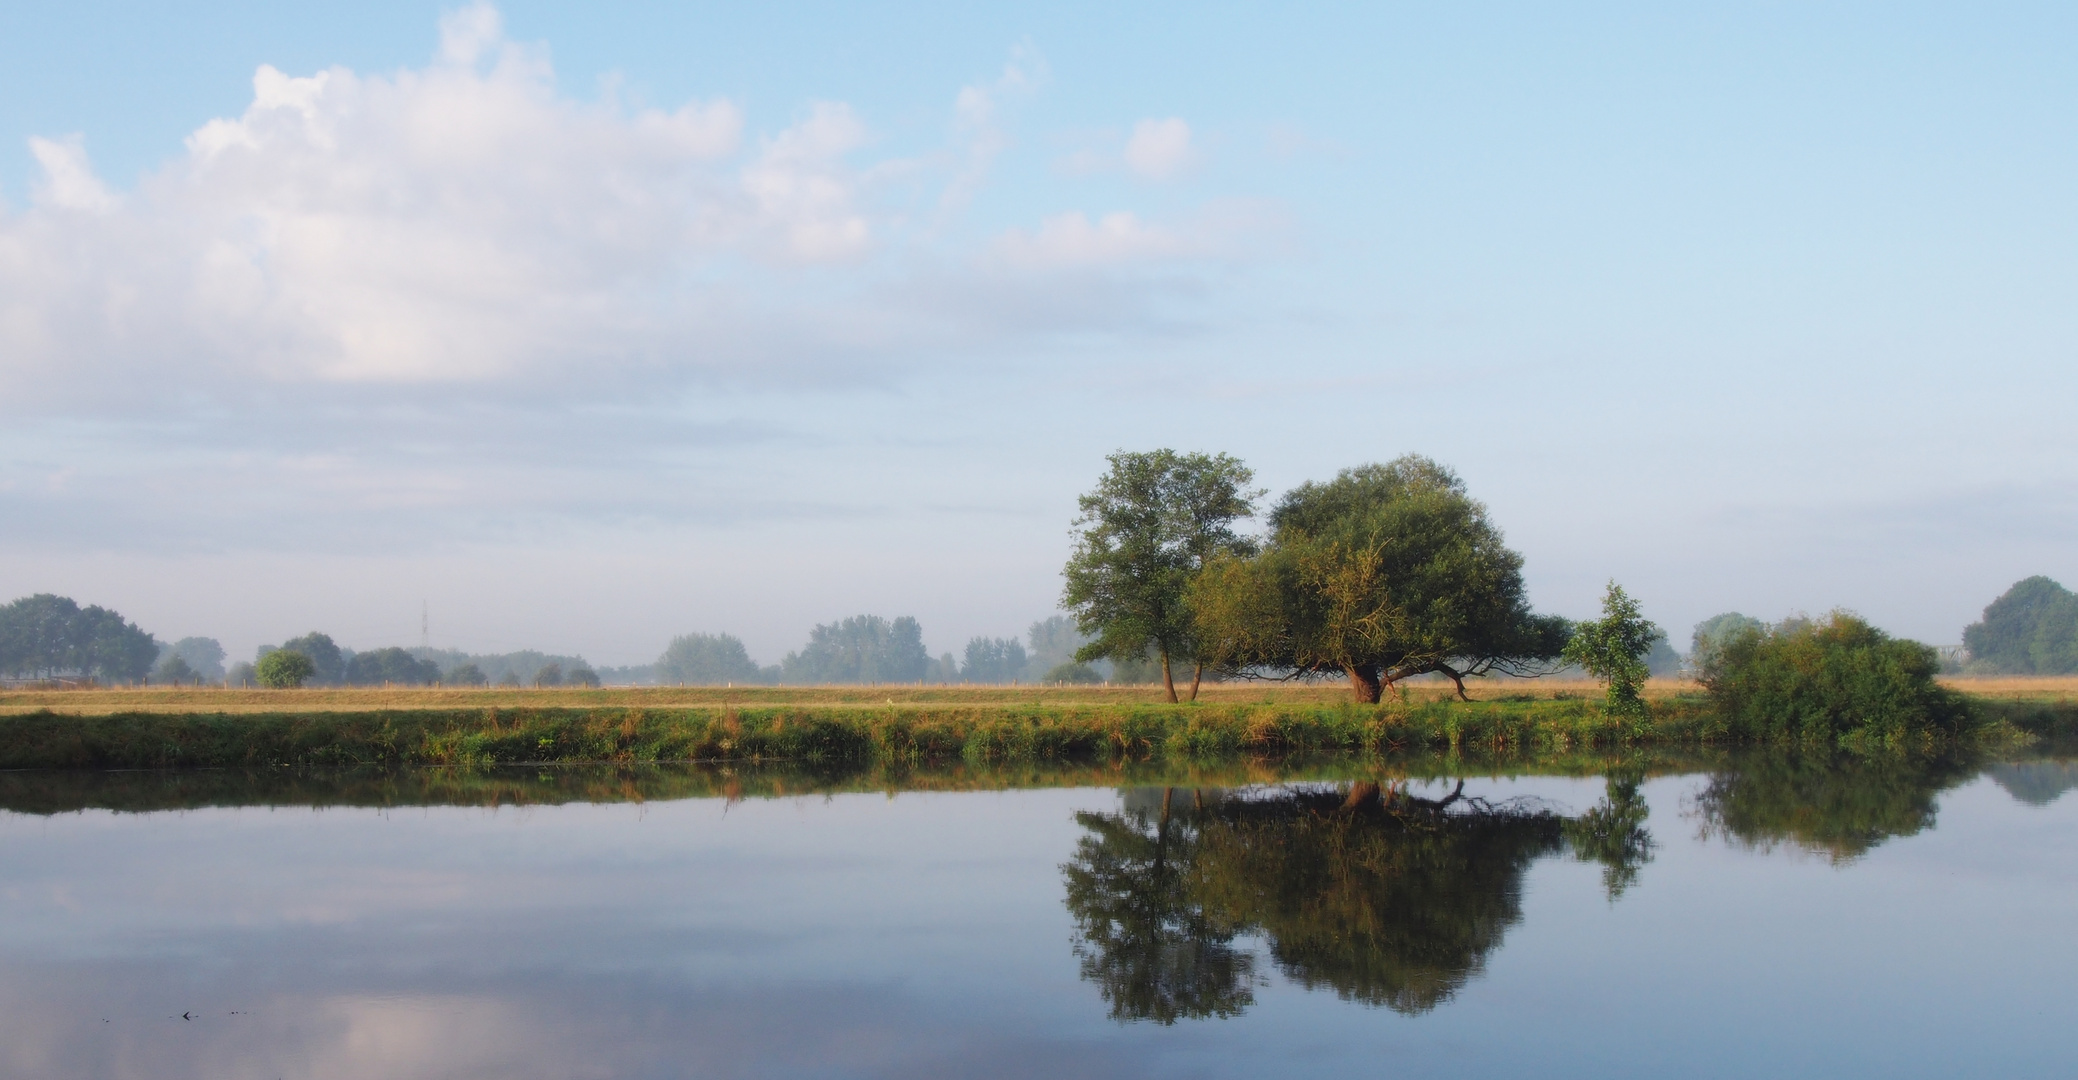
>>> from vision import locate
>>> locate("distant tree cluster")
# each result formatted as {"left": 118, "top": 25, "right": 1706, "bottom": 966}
{"left": 0, "top": 594, "right": 158, "bottom": 682}
{"left": 781, "top": 615, "right": 930, "bottom": 684}
{"left": 1963, "top": 576, "right": 2078, "bottom": 675}
{"left": 656, "top": 633, "right": 767, "bottom": 685}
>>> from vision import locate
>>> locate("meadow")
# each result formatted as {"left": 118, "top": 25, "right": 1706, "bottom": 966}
{"left": 0, "top": 677, "right": 2069, "bottom": 771}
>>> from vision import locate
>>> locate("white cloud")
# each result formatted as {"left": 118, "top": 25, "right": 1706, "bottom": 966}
{"left": 993, "top": 211, "right": 1191, "bottom": 269}
{"left": 0, "top": 8, "right": 1266, "bottom": 415}
{"left": 27, "top": 136, "right": 117, "bottom": 212}
{"left": 1123, "top": 117, "right": 1194, "bottom": 181}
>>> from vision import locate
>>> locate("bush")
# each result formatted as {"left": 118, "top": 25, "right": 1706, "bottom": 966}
{"left": 255, "top": 650, "right": 316, "bottom": 689}
{"left": 447, "top": 663, "right": 487, "bottom": 686}
{"left": 1702, "top": 612, "right": 1973, "bottom": 742}
{"left": 1044, "top": 661, "right": 1105, "bottom": 685}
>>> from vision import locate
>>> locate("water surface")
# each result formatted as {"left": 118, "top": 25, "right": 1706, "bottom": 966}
{"left": 0, "top": 753, "right": 2072, "bottom": 1079}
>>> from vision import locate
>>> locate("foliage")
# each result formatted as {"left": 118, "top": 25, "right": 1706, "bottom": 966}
{"left": 1701, "top": 612, "right": 1975, "bottom": 742}
{"left": 1644, "top": 634, "right": 1683, "bottom": 677}
{"left": 1022, "top": 615, "right": 1090, "bottom": 680}
{"left": 780, "top": 615, "right": 931, "bottom": 684}
{"left": 961, "top": 636, "right": 1028, "bottom": 683}
{"left": 447, "top": 662, "right": 488, "bottom": 686}
{"left": 1044, "top": 661, "right": 1105, "bottom": 684}
{"left": 0, "top": 594, "right": 159, "bottom": 681}
{"left": 656, "top": 632, "right": 766, "bottom": 685}
{"left": 255, "top": 650, "right": 316, "bottom": 688}
{"left": 1561, "top": 582, "right": 1660, "bottom": 719}
{"left": 345, "top": 646, "right": 442, "bottom": 686}
{"left": 158, "top": 637, "right": 227, "bottom": 681}
{"left": 1190, "top": 456, "right": 1567, "bottom": 704}
{"left": 1963, "top": 576, "right": 2078, "bottom": 674}
{"left": 533, "top": 662, "right": 564, "bottom": 687}
{"left": 1690, "top": 613, "right": 1766, "bottom": 675}
{"left": 272, "top": 633, "right": 345, "bottom": 685}
{"left": 155, "top": 655, "right": 199, "bottom": 685}
{"left": 1063, "top": 449, "right": 1261, "bottom": 702}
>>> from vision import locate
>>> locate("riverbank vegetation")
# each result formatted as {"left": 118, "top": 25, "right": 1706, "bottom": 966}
{"left": 0, "top": 678, "right": 2065, "bottom": 772}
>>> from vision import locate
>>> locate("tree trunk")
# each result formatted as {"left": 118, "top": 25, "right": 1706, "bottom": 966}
{"left": 1341, "top": 780, "right": 1382, "bottom": 811}
{"left": 1437, "top": 663, "right": 1471, "bottom": 701}
{"left": 1347, "top": 665, "right": 1383, "bottom": 704}
{"left": 1187, "top": 661, "right": 1203, "bottom": 702}
{"left": 1160, "top": 651, "right": 1178, "bottom": 703}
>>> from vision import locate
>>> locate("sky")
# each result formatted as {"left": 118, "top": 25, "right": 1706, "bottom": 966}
{"left": 1, "top": 0, "right": 2074, "bottom": 667}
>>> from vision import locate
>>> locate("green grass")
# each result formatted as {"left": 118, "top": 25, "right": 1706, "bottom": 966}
{"left": 0, "top": 690, "right": 2058, "bottom": 772}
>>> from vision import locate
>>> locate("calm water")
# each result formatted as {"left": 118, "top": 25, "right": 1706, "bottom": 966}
{"left": 0, "top": 754, "right": 2073, "bottom": 1079}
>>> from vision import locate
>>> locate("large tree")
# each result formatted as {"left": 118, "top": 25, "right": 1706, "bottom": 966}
{"left": 272, "top": 632, "right": 346, "bottom": 685}
{"left": 1062, "top": 450, "right": 1261, "bottom": 703}
{"left": 1963, "top": 576, "right": 2078, "bottom": 675}
{"left": 1190, "top": 456, "right": 1567, "bottom": 703}
{"left": 0, "top": 594, "right": 158, "bottom": 682}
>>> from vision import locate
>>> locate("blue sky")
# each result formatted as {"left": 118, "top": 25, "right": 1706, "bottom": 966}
{"left": 2, "top": 1, "right": 2073, "bottom": 666}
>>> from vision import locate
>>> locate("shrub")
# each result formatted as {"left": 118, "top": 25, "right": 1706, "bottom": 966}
{"left": 255, "top": 650, "right": 316, "bottom": 689}
{"left": 1702, "top": 612, "right": 1973, "bottom": 742}
{"left": 1045, "top": 661, "right": 1106, "bottom": 685}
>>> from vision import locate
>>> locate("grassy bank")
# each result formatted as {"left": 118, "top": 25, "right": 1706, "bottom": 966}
{"left": 0, "top": 687, "right": 2065, "bottom": 772}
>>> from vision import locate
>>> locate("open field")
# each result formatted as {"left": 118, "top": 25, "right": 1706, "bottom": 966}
{"left": 0, "top": 678, "right": 1708, "bottom": 716}
{"left": 3, "top": 676, "right": 2076, "bottom": 717}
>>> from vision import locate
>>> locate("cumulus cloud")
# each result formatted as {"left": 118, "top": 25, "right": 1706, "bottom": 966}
{"left": 0, "top": 6, "right": 1268, "bottom": 420}
{"left": 1122, "top": 118, "right": 1194, "bottom": 181}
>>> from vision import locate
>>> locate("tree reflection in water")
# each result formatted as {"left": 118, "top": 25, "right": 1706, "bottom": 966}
{"left": 1063, "top": 777, "right": 1654, "bottom": 1021}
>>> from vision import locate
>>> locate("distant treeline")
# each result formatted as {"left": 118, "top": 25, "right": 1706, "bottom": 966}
{"left": 4, "top": 557, "right": 2068, "bottom": 694}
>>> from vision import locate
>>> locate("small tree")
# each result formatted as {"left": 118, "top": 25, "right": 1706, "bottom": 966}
{"left": 1562, "top": 582, "right": 1660, "bottom": 720}
{"left": 255, "top": 650, "right": 316, "bottom": 688}
{"left": 1063, "top": 450, "right": 1260, "bottom": 703}
{"left": 155, "top": 654, "right": 198, "bottom": 685}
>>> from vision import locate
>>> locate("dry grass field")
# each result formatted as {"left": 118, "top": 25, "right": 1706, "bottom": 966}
{"left": 0, "top": 677, "right": 1719, "bottom": 717}
{"left": 4, "top": 676, "right": 2072, "bottom": 718}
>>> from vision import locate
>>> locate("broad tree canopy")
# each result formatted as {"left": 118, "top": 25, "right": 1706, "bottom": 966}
{"left": 0, "top": 594, "right": 158, "bottom": 682}
{"left": 1190, "top": 456, "right": 1567, "bottom": 703}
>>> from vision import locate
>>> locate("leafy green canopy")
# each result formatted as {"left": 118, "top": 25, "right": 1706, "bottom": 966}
{"left": 1562, "top": 582, "right": 1662, "bottom": 718}
{"left": 656, "top": 632, "right": 766, "bottom": 685}
{"left": 1062, "top": 450, "right": 1260, "bottom": 702}
{"left": 1190, "top": 456, "right": 1567, "bottom": 703}
{"left": 1963, "top": 576, "right": 2078, "bottom": 675}
{"left": 0, "top": 594, "right": 158, "bottom": 682}
{"left": 254, "top": 649, "right": 316, "bottom": 688}
{"left": 1701, "top": 611, "right": 1974, "bottom": 742}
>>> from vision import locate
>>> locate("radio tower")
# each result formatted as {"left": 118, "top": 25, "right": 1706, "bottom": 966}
{"left": 421, "top": 601, "right": 429, "bottom": 650}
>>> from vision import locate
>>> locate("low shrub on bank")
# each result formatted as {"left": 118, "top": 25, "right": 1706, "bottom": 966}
{"left": 1701, "top": 612, "right": 1974, "bottom": 743}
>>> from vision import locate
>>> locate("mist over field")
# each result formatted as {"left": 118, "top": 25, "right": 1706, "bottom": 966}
{"left": 2, "top": 2, "right": 2074, "bottom": 666}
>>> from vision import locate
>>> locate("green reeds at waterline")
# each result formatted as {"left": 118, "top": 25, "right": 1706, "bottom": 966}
{"left": 0, "top": 697, "right": 1721, "bottom": 769}
{"left": 0, "top": 694, "right": 2054, "bottom": 771}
